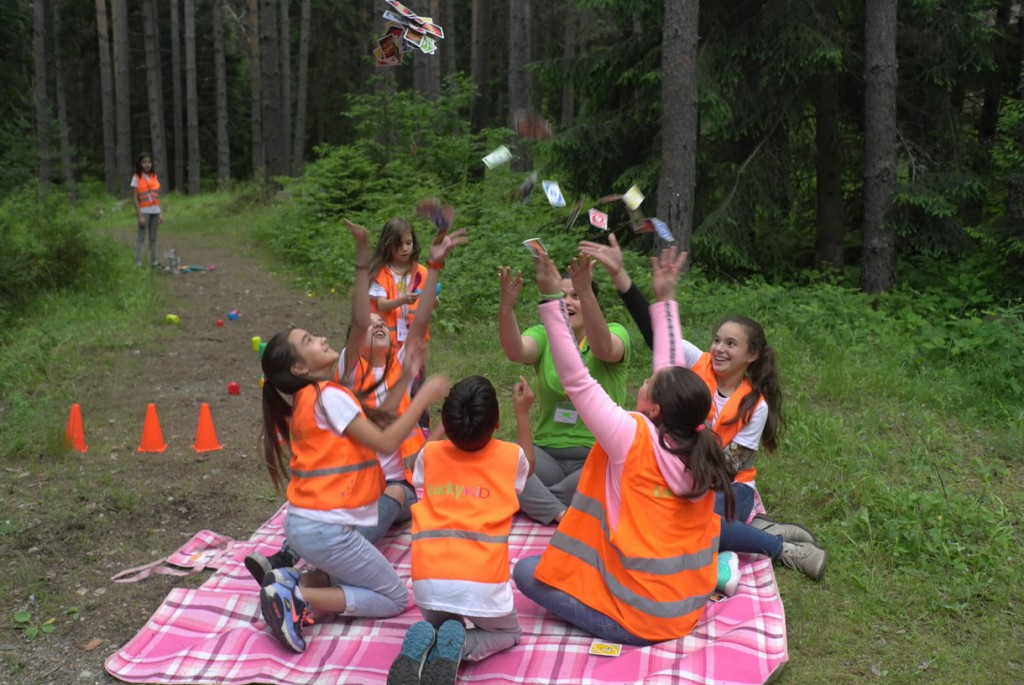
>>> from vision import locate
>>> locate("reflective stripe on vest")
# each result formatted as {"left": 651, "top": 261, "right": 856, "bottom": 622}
{"left": 135, "top": 173, "right": 160, "bottom": 209}
{"left": 287, "top": 381, "right": 384, "bottom": 511}
{"left": 410, "top": 439, "right": 520, "bottom": 584}
{"left": 691, "top": 352, "right": 763, "bottom": 482}
{"left": 534, "top": 413, "right": 719, "bottom": 641}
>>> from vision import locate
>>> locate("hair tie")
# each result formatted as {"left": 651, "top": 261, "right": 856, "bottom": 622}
{"left": 694, "top": 424, "right": 705, "bottom": 434}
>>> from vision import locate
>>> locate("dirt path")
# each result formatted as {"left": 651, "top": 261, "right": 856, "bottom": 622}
{"left": 7, "top": 227, "right": 347, "bottom": 684}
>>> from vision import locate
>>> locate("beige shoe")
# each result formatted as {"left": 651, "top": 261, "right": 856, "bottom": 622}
{"left": 779, "top": 540, "right": 827, "bottom": 581}
{"left": 751, "top": 514, "right": 818, "bottom": 544}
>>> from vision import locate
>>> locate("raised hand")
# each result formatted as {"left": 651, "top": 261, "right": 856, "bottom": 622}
{"left": 498, "top": 266, "right": 523, "bottom": 306}
{"left": 512, "top": 375, "right": 534, "bottom": 416}
{"left": 344, "top": 219, "right": 370, "bottom": 250}
{"left": 651, "top": 246, "right": 688, "bottom": 301}
{"left": 429, "top": 227, "right": 469, "bottom": 264}
{"left": 578, "top": 232, "right": 624, "bottom": 276}
{"left": 418, "top": 374, "right": 452, "bottom": 405}
{"left": 567, "top": 254, "right": 594, "bottom": 295}
{"left": 533, "top": 252, "right": 563, "bottom": 297}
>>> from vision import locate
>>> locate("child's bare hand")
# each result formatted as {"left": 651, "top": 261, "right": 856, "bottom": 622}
{"left": 429, "top": 227, "right": 468, "bottom": 264}
{"left": 405, "top": 291, "right": 421, "bottom": 305}
{"left": 533, "top": 252, "right": 563, "bottom": 296}
{"left": 403, "top": 337, "right": 427, "bottom": 378}
{"left": 498, "top": 266, "right": 523, "bottom": 305}
{"left": 344, "top": 219, "right": 370, "bottom": 248}
{"left": 578, "top": 232, "right": 623, "bottom": 275}
{"left": 419, "top": 375, "right": 451, "bottom": 404}
{"left": 651, "top": 247, "right": 688, "bottom": 301}
{"left": 512, "top": 375, "right": 534, "bottom": 414}
{"left": 567, "top": 254, "right": 594, "bottom": 293}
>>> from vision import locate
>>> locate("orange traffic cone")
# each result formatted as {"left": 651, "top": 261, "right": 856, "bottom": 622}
{"left": 64, "top": 404, "right": 88, "bottom": 453}
{"left": 193, "top": 403, "right": 223, "bottom": 453}
{"left": 137, "top": 403, "right": 168, "bottom": 453}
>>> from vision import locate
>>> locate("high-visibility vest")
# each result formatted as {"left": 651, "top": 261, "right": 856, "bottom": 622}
{"left": 287, "top": 381, "right": 384, "bottom": 511}
{"left": 349, "top": 354, "right": 425, "bottom": 482}
{"left": 410, "top": 439, "right": 521, "bottom": 584}
{"left": 691, "top": 353, "right": 764, "bottom": 483}
{"left": 135, "top": 173, "right": 160, "bottom": 209}
{"left": 535, "top": 413, "right": 719, "bottom": 642}
{"left": 370, "top": 263, "right": 430, "bottom": 346}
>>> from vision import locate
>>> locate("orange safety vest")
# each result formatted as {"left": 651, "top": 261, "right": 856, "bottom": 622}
{"left": 370, "top": 263, "right": 430, "bottom": 346}
{"left": 535, "top": 413, "right": 719, "bottom": 642}
{"left": 135, "top": 173, "right": 160, "bottom": 209}
{"left": 691, "top": 353, "right": 764, "bottom": 483}
{"left": 410, "top": 439, "right": 521, "bottom": 584}
{"left": 349, "top": 353, "right": 425, "bottom": 482}
{"left": 287, "top": 381, "right": 385, "bottom": 511}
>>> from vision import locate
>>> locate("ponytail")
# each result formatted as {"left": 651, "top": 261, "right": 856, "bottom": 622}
{"left": 651, "top": 367, "right": 738, "bottom": 520}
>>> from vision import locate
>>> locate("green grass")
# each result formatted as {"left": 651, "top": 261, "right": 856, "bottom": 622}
{"left": 1, "top": 188, "right": 1022, "bottom": 683}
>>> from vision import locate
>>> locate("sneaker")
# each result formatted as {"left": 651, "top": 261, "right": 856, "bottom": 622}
{"left": 260, "top": 581, "right": 309, "bottom": 653}
{"left": 779, "top": 540, "right": 827, "bottom": 581}
{"left": 387, "top": 621, "right": 436, "bottom": 685}
{"left": 420, "top": 620, "right": 465, "bottom": 685}
{"left": 245, "top": 546, "right": 300, "bottom": 585}
{"left": 263, "top": 566, "right": 301, "bottom": 588}
{"left": 716, "top": 551, "right": 740, "bottom": 596}
{"left": 750, "top": 514, "right": 818, "bottom": 544}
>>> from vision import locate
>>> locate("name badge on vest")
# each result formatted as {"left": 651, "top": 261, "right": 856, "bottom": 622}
{"left": 553, "top": 402, "right": 578, "bottom": 425}
{"left": 396, "top": 316, "right": 409, "bottom": 342}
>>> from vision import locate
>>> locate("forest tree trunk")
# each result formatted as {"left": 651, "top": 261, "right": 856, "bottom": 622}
{"left": 861, "top": 0, "right": 898, "bottom": 293}
{"left": 170, "top": 0, "right": 185, "bottom": 191}
{"left": 111, "top": 0, "right": 131, "bottom": 197}
{"left": 656, "top": 0, "right": 699, "bottom": 249}
{"left": 260, "top": 0, "right": 285, "bottom": 180}
{"left": 33, "top": 0, "right": 52, "bottom": 187}
{"left": 507, "top": 0, "right": 531, "bottom": 171}
{"left": 52, "top": 0, "right": 76, "bottom": 201}
{"left": 95, "top": 0, "right": 117, "bottom": 194}
{"left": 184, "top": 0, "right": 200, "bottom": 194}
{"left": 279, "top": 0, "right": 292, "bottom": 174}
{"left": 248, "top": 0, "right": 264, "bottom": 184}
{"left": 142, "top": 0, "right": 168, "bottom": 191}
{"left": 292, "top": 0, "right": 310, "bottom": 175}
{"left": 213, "top": 0, "right": 231, "bottom": 188}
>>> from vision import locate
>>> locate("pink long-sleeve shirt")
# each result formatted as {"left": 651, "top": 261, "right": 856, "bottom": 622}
{"left": 539, "top": 299, "right": 695, "bottom": 529}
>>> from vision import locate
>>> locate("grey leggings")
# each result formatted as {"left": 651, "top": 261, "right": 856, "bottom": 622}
{"left": 135, "top": 213, "right": 160, "bottom": 265}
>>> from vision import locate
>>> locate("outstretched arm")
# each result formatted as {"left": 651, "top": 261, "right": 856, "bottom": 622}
{"left": 497, "top": 266, "right": 540, "bottom": 364}
{"left": 579, "top": 233, "right": 653, "bottom": 349}
{"left": 650, "top": 247, "right": 689, "bottom": 371}
{"left": 343, "top": 219, "right": 372, "bottom": 379}
{"left": 344, "top": 375, "right": 451, "bottom": 454}
{"left": 511, "top": 375, "right": 536, "bottom": 476}
{"left": 407, "top": 227, "right": 468, "bottom": 343}
{"left": 567, "top": 255, "right": 625, "bottom": 363}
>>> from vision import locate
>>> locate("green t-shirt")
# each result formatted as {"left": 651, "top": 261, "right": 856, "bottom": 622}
{"left": 522, "top": 322, "right": 631, "bottom": 449}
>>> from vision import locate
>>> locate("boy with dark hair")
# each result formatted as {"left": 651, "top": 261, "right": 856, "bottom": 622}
{"left": 387, "top": 375, "right": 535, "bottom": 685}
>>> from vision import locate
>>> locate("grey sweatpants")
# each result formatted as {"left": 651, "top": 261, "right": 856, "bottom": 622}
{"left": 135, "top": 213, "right": 160, "bottom": 265}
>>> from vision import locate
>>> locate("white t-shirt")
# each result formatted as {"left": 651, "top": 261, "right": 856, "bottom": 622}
{"left": 409, "top": 447, "right": 531, "bottom": 617}
{"left": 287, "top": 383, "right": 379, "bottom": 527}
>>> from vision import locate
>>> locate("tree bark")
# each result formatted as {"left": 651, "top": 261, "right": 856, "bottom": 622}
{"left": 51, "top": 0, "right": 76, "bottom": 201}
{"left": 292, "top": 0, "right": 310, "bottom": 175}
{"left": 656, "top": 0, "right": 700, "bottom": 249}
{"left": 443, "top": 0, "right": 456, "bottom": 80}
{"left": 142, "top": 0, "right": 168, "bottom": 193}
{"left": 248, "top": 0, "right": 264, "bottom": 184}
{"left": 110, "top": 0, "right": 131, "bottom": 197}
{"left": 860, "top": 0, "right": 898, "bottom": 293}
{"left": 469, "top": 0, "right": 489, "bottom": 132}
{"left": 33, "top": 0, "right": 52, "bottom": 186}
{"left": 213, "top": 0, "right": 231, "bottom": 188}
{"left": 170, "top": 0, "right": 185, "bottom": 191}
{"left": 813, "top": 0, "right": 845, "bottom": 274}
{"left": 508, "top": 0, "right": 532, "bottom": 171}
{"left": 260, "top": 0, "right": 285, "bottom": 180}
{"left": 279, "top": 0, "right": 292, "bottom": 174}
{"left": 561, "top": 0, "right": 576, "bottom": 128}
{"left": 184, "top": 0, "right": 201, "bottom": 194}
{"left": 95, "top": 0, "right": 117, "bottom": 195}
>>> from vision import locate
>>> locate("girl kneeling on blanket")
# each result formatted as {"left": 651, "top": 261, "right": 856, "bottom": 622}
{"left": 512, "top": 248, "right": 738, "bottom": 646}
{"left": 256, "top": 220, "right": 461, "bottom": 654}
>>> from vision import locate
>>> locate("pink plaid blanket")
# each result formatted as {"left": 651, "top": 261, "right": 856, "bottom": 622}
{"left": 106, "top": 505, "right": 787, "bottom": 684}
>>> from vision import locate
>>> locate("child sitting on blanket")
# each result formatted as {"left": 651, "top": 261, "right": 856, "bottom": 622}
{"left": 387, "top": 375, "right": 536, "bottom": 685}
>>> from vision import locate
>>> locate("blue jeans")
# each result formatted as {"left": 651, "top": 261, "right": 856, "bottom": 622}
{"left": 356, "top": 480, "right": 417, "bottom": 543}
{"left": 715, "top": 483, "right": 783, "bottom": 558}
{"left": 512, "top": 555, "right": 655, "bottom": 646}
{"left": 284, "top": 512, "right": 407, "bottom": 618}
